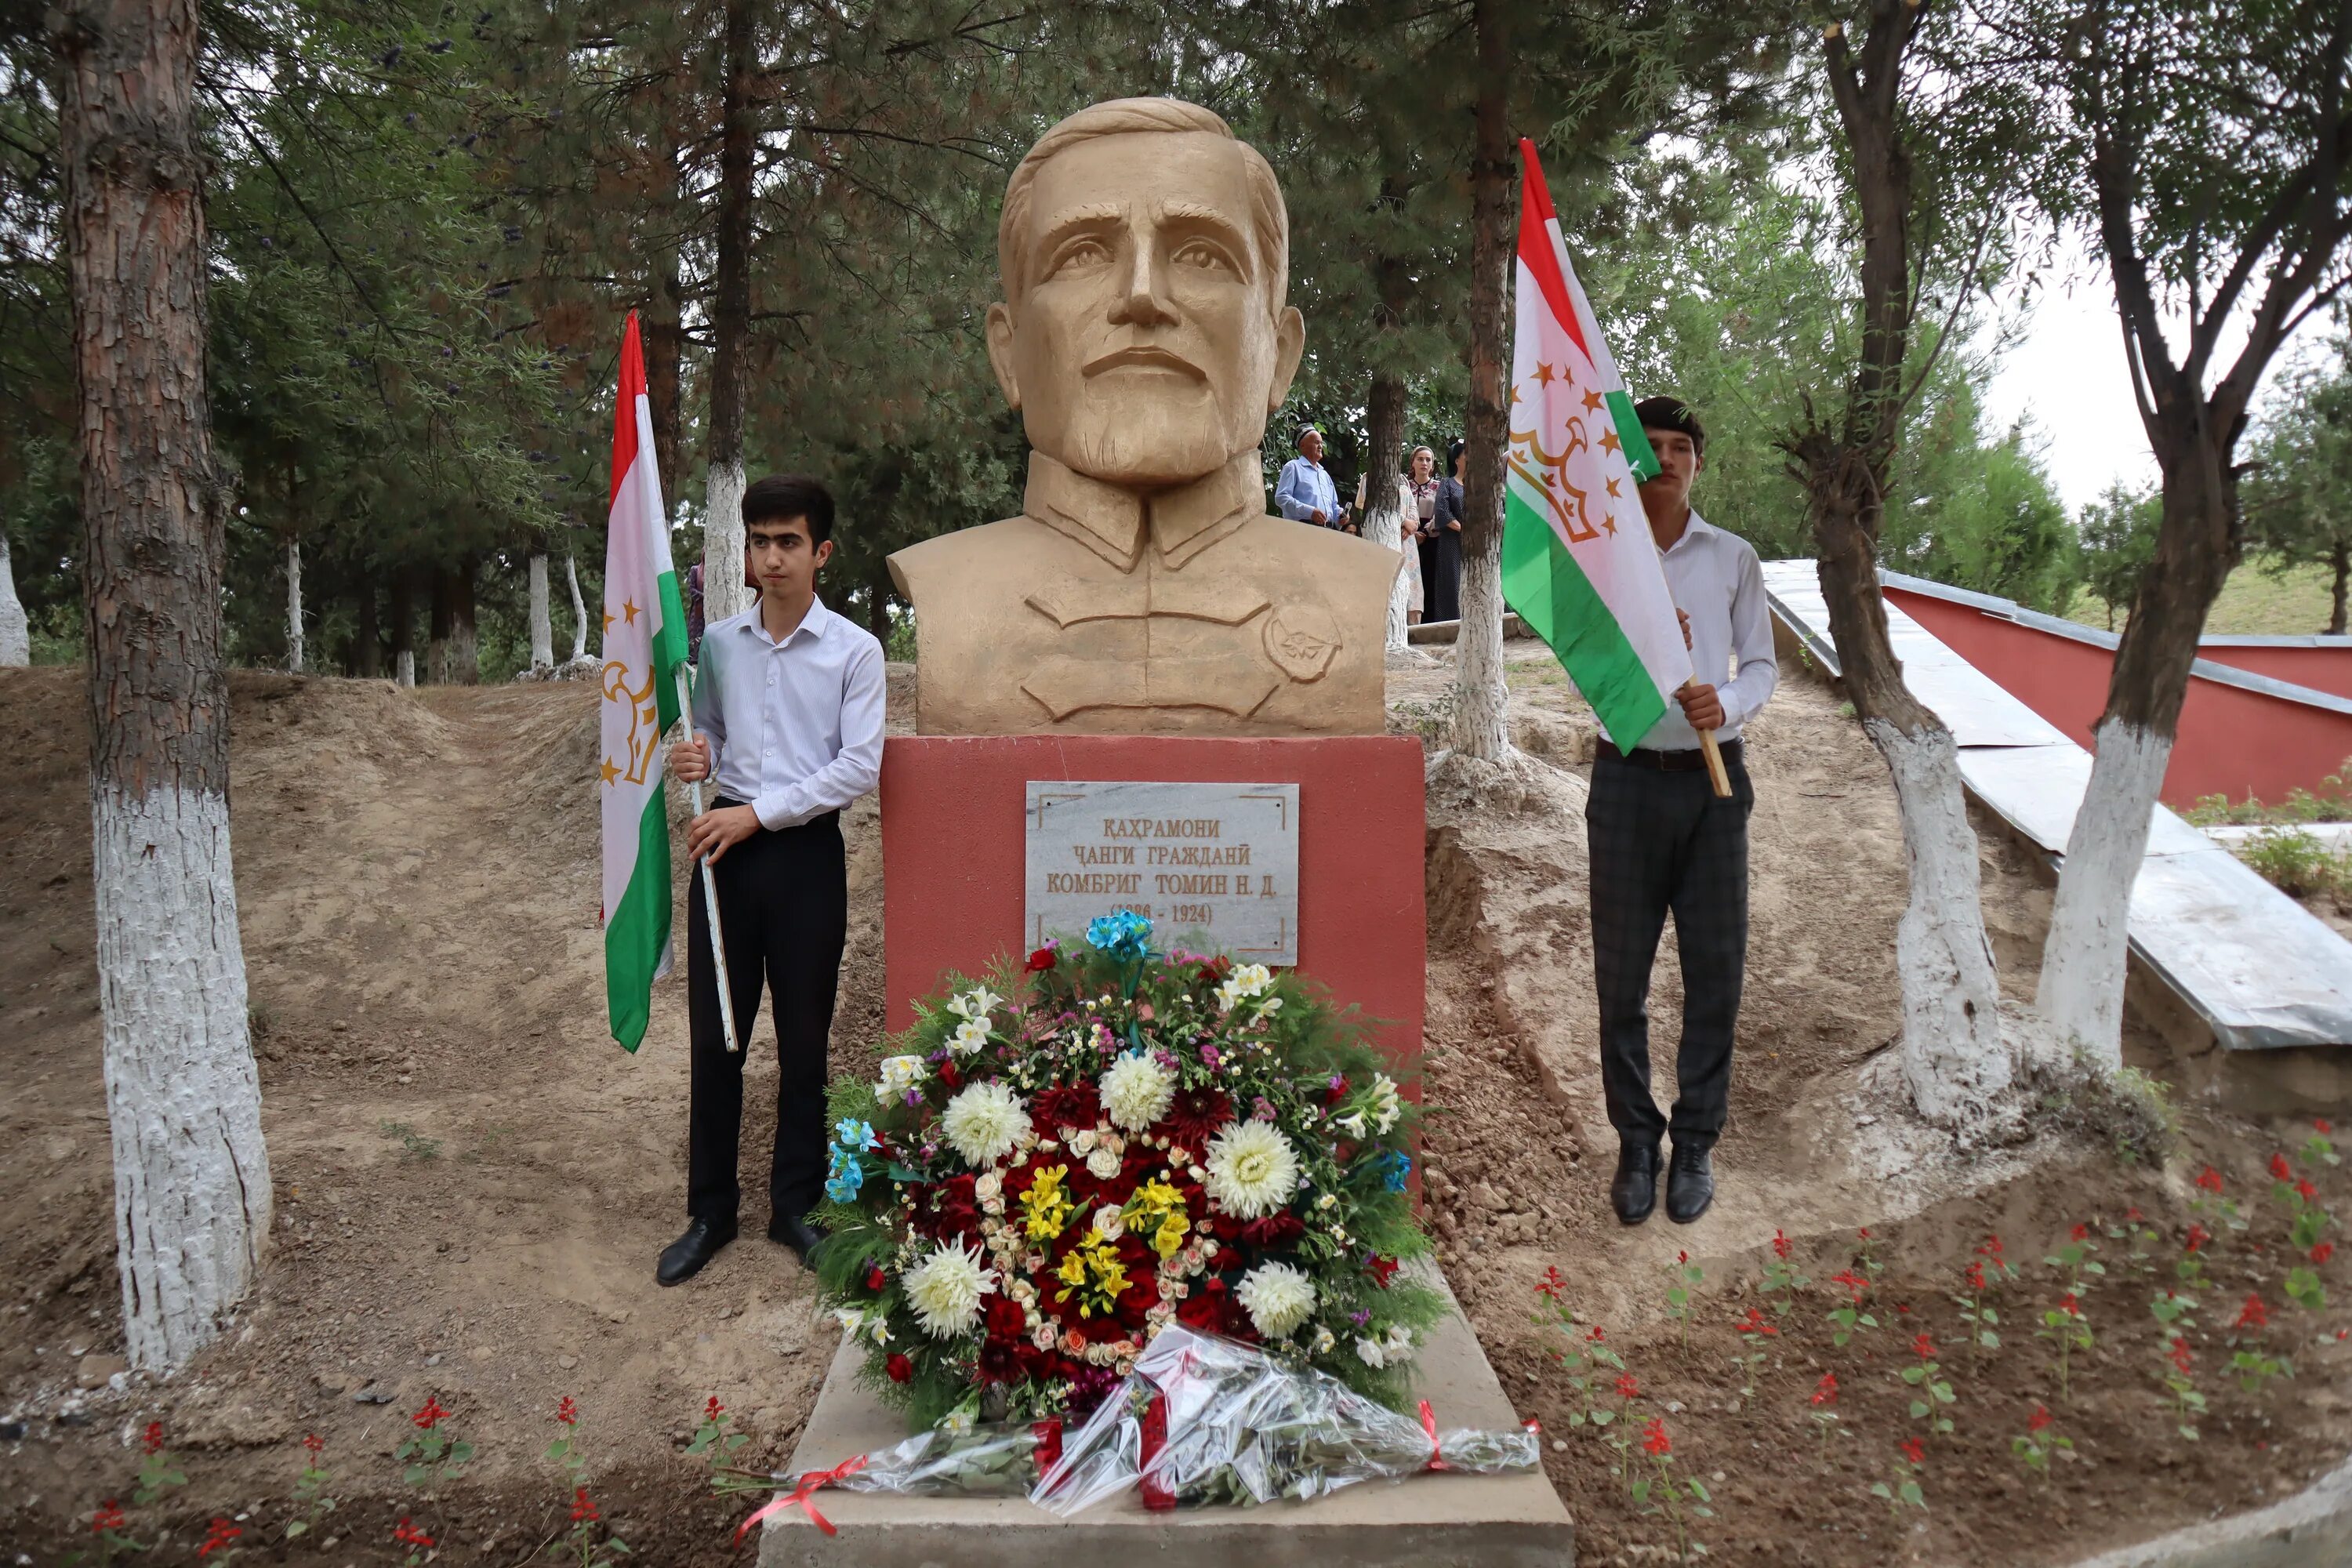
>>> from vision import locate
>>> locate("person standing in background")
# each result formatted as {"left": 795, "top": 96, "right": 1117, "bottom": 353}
{"left": 1423, "top": 438, "right": 1465, "bottom": 622}
{"left": 1276, "top": 426, "right": 1350, "bottom": 531}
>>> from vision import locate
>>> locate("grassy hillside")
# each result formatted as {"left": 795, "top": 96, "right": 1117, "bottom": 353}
{"left": 2070, "top": 556, "right": 2342, "bottom": 636}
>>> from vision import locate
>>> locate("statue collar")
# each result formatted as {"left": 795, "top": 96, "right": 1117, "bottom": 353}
{"left": 1022, "top": 449, "right": 1263, "bottom": 572}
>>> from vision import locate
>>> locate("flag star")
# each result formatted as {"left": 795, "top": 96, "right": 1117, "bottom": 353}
{"left": 599, "top": 757, "right": 621, "bottom": 786}
{"left": 1581, "top": 389, "right": 1605, "bottom": 414}
{"left": 622, "top": 600, "right": 641, "bottom": 626}
{"left": 602, "top": 609, "right": 615, "bottom": 634}
{"left": 1602, "top": 513, "right": 1618, "bottom": 535}
{"left": 1606, "top": 476, "right": 1622, "bottom": 498}
{"left": 1600, "top": 430, "right": 1621, "bottom": 455}
{"left": 1510, "top": 384, "right": 1523, "bottom": 405}
{"left": 1535, "top": 362, "right": 1556, "bottom": 386}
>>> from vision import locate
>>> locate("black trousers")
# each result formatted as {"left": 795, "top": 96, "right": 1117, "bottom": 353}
{"left": 686, "top": 805, "right": 848, "bottom": 1225}
{"left": 1586, "top": 748, "right": 1754, "bottom": 1147}
{"left": 1423, "top": 530, "right": 1462, "bottom": 622}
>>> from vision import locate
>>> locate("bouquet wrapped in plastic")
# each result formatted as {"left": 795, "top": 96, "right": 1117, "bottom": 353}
{"left": 1036, "top": 1327, "right": 1542, "bottom": 1512}
{"left": 732, "top": 1330, "right": 1540, "bottom": 1538}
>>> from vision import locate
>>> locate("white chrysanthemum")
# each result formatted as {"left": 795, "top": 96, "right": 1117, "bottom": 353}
{"left": 949, "top": 1017, "right": 992, "bottom": 1058}
{"left": 877, "top": 1054, "right": 927, "bottom": 1098}
{"left": 1236, "top": 1261, "right": 1316, "bottom": 1338}
{"left": 1203, "top": 1120, "right": 1301, "bottom": 1218}
{"left": 941, "top": 1081, "right": 1027, "bottom": 1167}
{"left": 903, "top": 1240, "right": 997, "bottom": 1339}
{"left": 945, "top": 985, "right": 1004, "bottom": 1022}
{"left": 1101, "top": 1053, "right": 1175, "bottom": 1132}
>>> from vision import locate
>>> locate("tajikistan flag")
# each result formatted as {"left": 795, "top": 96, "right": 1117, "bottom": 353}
{"left": 600, "top": 312, "right": 691, "bottom": 1051}
{"left": 1501, "top": 139, "right": 1693, "bottom": 750}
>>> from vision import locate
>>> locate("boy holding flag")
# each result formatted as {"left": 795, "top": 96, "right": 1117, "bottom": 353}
{"left": 1497, "top": 143, "right": 1775, "bottom": 1229}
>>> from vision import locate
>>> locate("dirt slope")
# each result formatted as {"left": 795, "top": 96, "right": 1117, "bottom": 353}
{"left": 2, "top": 654, "right": 2347, "bottom": 1566}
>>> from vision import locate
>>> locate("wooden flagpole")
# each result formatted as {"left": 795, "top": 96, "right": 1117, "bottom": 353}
{"left": 1690, "top": 702, "right": 1733, "bottom": 799}
{"left": 673, "top": 666, "right": 740, "bottom": 1053}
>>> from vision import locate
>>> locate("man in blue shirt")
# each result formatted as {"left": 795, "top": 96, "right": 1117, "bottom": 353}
{"left": 1276, "top": 427, "right": 1350, "bottom": 531}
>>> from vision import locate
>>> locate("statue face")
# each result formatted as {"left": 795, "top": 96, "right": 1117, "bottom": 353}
{"left": 988, "top": 131, "right": 1304, "bottom": 489}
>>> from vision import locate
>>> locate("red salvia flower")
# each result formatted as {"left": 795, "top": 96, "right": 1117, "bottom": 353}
{"left": 1811, "top": 1373, "right": 1838, "bottom": 1406}
{"left": 1676, "top": 1250, "right": 1688, "bottom": 1265}
{"left": 557, "top": 1396, "right": 578, "bottom": 1426}
{"left": 1829, "top": 1269, "right": 1867, "bottom": 1302}
{"left": 1585, "top": 1325, "right": 1606, "bottom": 1343}
{"left": 1772, "top": 1229, "right": 1791, "bottom": 1261}
{"left": 2314, "top": 1242, "right": 2337, "bottom": 1265}
{"left": 1911, "top": 1333, "right": 1936, "bottom": 1359}
{"left": 2070, "top": 1222, "right": 2089, "bottom": 1242}
{"left": 303, "top": 1432, "right": 325, "bottom": 1456}
{"left": 412, "top": 1396, "right": 450, "bottom": 1430}
{"left": 2236, "top": 1294, "right": 2270, "bottom": 1330}
{"left": 1857, "top": 1227, "right": 1871, "bottom": 1241}
{"left": 2194, "top": 1166, "right": 2225, "bottom": 1192}
{"left": 2318, "top": 1119, "right": 2335, "bottom": 1134}
{"left": 2126, "top": 1207, "right": 2143, "bottom": 1222}
{"left": 1535, "top": 1265, "right": 1569, "bottom": 1301}
{"left": 140, "top": 1421, "right": 165, "bottom": 1455}
{"left": 1965, "top": 1259, "right": 1987, "bottom": 1292}
{"left": 2057, "top": 1291, "right": 2081, "bottom": 1317}
{"left": 2169, "top": 1337, "right": 2194, "bottom": 1374}
{"left": 394, "top": 1519, "right": 436, "bottom": 1548}
{"left": 1615, "top": 1373, "right": 1639, "bottom": 1399}
{"left": 2027, "top": 1404, "right": 2052, "bottom": 1434}
{"left": 706, "top": 1396, "right": 724, "bottom": 1422}
{"left": 1976, "top": 1233, "right": 2005, "bottom": 1258}
{"left": 92, "top": 1501, "right": 126, "bottom": 1534}
{"left": 1737, "top": 1306, "right": 1777, "bottom": 1338}
{"left": 571, "top": 1487, "right": 599, "bottom": 1523}
{"left": 2272, "top": 1152, "right": 2294, "bottom": 1181}
{"left": 2298, "top": 1178, "right": 2318, "bottom": 1202}
{"left": 1642, "top": 1416, "right": 1671, "bottom": 1456}
{"left": 198, "top": 1519, "right": 241, "bottom": 1558}
{"left": 1900, "top": 1436, "right": 1925, "bottom": 1465}
{"left": 2187, "top": 1222, "right": 2211, "bottom": 1254}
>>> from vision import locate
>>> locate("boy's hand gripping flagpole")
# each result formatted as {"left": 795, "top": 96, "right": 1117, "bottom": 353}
{"left": 1500, "top": 137, "right": 1730, "bottom": 798}
{"left": 601, "top": 310, "right": 739, "bottom": 1054}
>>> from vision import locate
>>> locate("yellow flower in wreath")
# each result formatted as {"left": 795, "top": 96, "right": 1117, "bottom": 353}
{"left": 1022, "top": 1165, "right": 1075, "bottom": 1242}
{"left": 1054, "top": 1232, "right": 1132, "bottom": 1319}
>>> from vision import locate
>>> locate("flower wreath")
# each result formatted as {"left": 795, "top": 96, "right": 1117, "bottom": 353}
{"left": 814, "top": 909, "right": 1443, "bottom": 1429}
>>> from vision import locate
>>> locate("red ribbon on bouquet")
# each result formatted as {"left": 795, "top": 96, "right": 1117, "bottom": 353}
{"left": 1417, "top": 1399, "right": 1449, "bottom": 1471}
{"left": 732, "top": 1454, "right": 869, "bottom": 1544}
{"left": 1031, "top": 1417, "right": 1064, "bottom": 1485}
{"left": 1139, "top": 1393, "right": 1174, "bottom": 1511}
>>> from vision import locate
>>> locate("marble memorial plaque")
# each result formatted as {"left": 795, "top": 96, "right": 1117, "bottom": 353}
{"left": 1025, "top": 780, "right": 1299, "bottom": 964}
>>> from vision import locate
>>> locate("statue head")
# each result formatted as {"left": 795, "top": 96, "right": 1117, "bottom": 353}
{"left": 987, "top": 98, "right": 1305, "bottom": 490}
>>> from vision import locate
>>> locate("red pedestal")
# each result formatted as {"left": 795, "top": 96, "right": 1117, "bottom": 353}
{"left": 880, "top": 735, "right": 1426, "bottom": 1074}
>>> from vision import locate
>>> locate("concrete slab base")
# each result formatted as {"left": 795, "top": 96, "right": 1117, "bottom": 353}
{"left": 758, "top": 1272, "right": 1573, "bottom": 1568}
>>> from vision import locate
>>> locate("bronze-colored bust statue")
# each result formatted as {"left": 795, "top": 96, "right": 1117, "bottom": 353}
{"left": 888, "top": 97, "right": 1399, "bottom": 735}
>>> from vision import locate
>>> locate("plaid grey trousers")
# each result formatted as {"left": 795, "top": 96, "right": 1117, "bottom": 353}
{"left": 1585, "top": 747, "right": 1755, "bottom": 1146}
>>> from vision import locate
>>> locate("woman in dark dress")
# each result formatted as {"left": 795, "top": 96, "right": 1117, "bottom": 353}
{"left": 1425, "top": 438, "right": 1466, "bottom": 623}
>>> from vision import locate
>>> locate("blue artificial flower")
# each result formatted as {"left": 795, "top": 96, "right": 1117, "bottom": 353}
{"left": 826, "top": 1143, "right": 866, "bottom": 1204}
{"left": 835, "top": 1117, "right": 880, "bottom": 1152}
{"left": 1085, "top": 908, "right": 1155, "bottom": 962}
{"left": 1381, "top": 1150, "right": 1411, "bottom": 1193}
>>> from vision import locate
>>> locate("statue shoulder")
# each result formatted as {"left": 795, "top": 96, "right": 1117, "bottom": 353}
{"left": 887, "top": 515, "right": 1036, "bottom": 602}
{"left": 1247, "top": 515, "right": 1403, "bottom": 585}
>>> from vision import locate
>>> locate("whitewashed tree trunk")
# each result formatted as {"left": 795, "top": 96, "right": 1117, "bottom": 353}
{"left": 395, "top": 648, "right": 415, "bottom": 688}
{"left": 2037, "top": 720, "right": 2170, "bottom": 1069}
{"left": 564, "top": 553, "right": 587, "bottom": 662}
{"left": 1871, "top": 721, "right": 2011, "bottom": 1122}
{"left": 527, "top": 551, "right": 554, "bottom": 670}
{"left": 1364, "top": 484, "right": 1410, "bottom": 651}
{"left": 0, "top": 532, "right": 29, "bottom": 665}
{"left": 283, "top": 537, "right": 303, "bottom": 673}
{"left": 703, "top": 458, "right": 750, "bottom": 626}
{"left": 95, "top": 786, "right": 270, "bottom": 1370}
{"left": 1448, "top": 533, "right": 1512, "bottom": 757}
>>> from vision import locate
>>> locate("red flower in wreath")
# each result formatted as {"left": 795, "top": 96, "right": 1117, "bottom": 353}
{"left": 887, "top": 1353, "right": 913, "bottom": 1383}
{"left": 1163, "top": 1087, "right": 1235, "bottom": 1152}
{"left": 1236, "top": 1212, "right": 1306, "bottom": 1250}
{"left": 1032, "top": 1083, "right": 1102, "bottom": 1136}
{"left": 1366, "top": 1254, "right": 1401, "bottom": 1287}
{"left": 866, "top": 1265, "right": 887, "bottom": 1291}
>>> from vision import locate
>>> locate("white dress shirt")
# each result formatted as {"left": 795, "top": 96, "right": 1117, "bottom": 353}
{"left": 1641, "top": 508, "right": 1778, "bottom": 753}
{"left": 691, "top": 596, "right": 886, "bottom": 830}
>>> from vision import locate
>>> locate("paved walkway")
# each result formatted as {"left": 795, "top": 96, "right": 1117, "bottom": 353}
{"left": 1762, "top": 561, "right": 2352, "bottom": 1051}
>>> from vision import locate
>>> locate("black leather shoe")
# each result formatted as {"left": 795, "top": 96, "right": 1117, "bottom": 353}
{"left": 768, "top": 1212, "right": 829, "bottom": 1263}
{"left": 1610, "top": 1141, "right": 1661, "bottom": 1225}
{"left": 1666, "top": 1142, "right": 1715, "bottom": 1225}
{"left": 656, "top": 1216, "right": 736, "bottom": 1286}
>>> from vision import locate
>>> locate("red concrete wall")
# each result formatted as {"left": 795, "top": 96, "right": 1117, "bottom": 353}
{"left": 879, "top": 735, "right": 1426, "bottom": 1076}
{"left": 2196, "top": 644, "right": 2352, "bottom": 701}
{"left": 1884, "top": 586, "right": 2352, "bottom": 808}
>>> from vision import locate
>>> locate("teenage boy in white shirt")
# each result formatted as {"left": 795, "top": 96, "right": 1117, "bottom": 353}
{"left": 660, "top": 474, "right": 885, "bottom": 1284}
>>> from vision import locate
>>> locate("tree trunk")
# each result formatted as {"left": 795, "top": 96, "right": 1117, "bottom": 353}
{"left": 867, "top": 557, "right": 894, "bottom": 644}
{"left": 528, "top": 551, "right": 554, "bottom": 670}
{"left": 390, "top": 568, "right": 416, "bottom": 688}
{"left": 284, "top": 536, "right": 303, "bottom": 673}
{"left": 443, "top": 558, "right": 479, "bottom": 686}
{"left": 647, "top": 256, "right": 685, "bottom": 502}
{"left": 354, "top": 582, "right": 380, "bottom": 679}
{"left": 1363, "top": 372, "right": 1410, "bottom": 651}
{"left": 2038, "top": 433, "right": 2234, "bottom": 1065}
{"left": 2332, "top": 543, "right": 2348, "bottom": 636}
{"left": 427, "top": 570, "right": 452, "bottom": 684}
{"left": 1809, "top": 464, "right": 2009, "bottom": 1123}
{"left": 565, "top": 553, "right": 588, "bottom": 662}
{"left": 0, "top": 531, "right": 29, "bottom": 665}
{"left": 701, "top": 0, "right": 755, "bottom": 630}
{"left": 1447, "top": 0, "right": 1515, "bottom": 760}
{"left": 55, "top": 0, "right": 270, "bottom": 1374}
